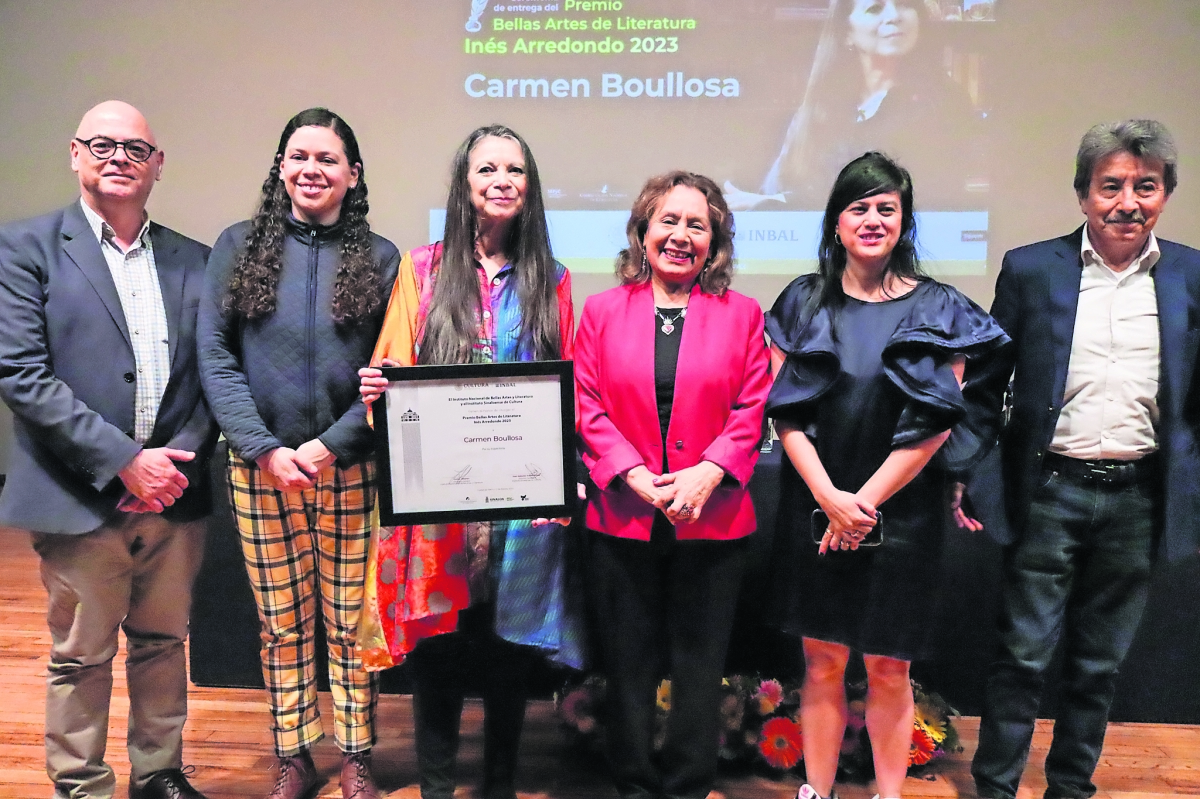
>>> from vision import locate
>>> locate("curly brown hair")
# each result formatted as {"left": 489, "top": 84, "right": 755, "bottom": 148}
{"left": 226, "top": 108, "right": 381, "bottom": 325}
{"left": 616, "top": 171, "right": 736, "bottom": 296}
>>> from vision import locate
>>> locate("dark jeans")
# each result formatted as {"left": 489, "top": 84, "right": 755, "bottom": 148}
{"left": 407, "top": 602, "right": 536, "bottom": 799}
{"left": 972, "top": 465, "right": 1157, "bottom": 799}
{"left": 589, "top": 523, "right": 747, "bottom": 799}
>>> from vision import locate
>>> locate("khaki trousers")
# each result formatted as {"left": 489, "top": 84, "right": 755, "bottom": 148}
{"left": 32, "top": 513, "right": 206, "bottom": 799}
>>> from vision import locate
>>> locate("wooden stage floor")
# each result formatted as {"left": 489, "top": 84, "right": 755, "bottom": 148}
{"left": 2, "top": 529, "right": 1197, "bottom": 799}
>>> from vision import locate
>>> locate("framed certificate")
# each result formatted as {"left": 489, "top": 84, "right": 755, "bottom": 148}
{"left": 374, "top": 360, "right": 576, "bottom": 526}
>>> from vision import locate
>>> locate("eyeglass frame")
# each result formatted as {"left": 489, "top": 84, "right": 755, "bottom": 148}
{"left": 73, "top": 136, "right": 158, "bottom": 164}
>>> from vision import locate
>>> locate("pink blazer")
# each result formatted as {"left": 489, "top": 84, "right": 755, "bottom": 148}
{"left": 576, "top": 281, "right": 771, "bottom": 541}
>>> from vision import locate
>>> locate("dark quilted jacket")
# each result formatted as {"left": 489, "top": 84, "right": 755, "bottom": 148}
{"left": 198, "top": 216, "right": 400, "bottom": 465}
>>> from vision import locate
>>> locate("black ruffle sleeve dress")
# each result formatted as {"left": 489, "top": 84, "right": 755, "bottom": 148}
{"left": 765, "top": 275, "right": 1011, "bottom": 660}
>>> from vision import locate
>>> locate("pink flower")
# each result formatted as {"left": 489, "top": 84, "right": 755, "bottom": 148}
{"left": 754, "top": 679, "right": 785, "bottom": 715}
{"left": 560, "top": 688, "right": 596, "bottom": 734}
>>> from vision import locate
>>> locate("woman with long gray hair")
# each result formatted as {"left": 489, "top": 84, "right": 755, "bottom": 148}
{"left": 357, "top": 124, "right": 585, "bottom": 799}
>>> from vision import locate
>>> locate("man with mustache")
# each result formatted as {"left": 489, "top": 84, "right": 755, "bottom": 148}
{"left": 960, "top": 119, "right": 1200, "bottom": 799}
{"left": 0, "top": 101, "right": 216, "bottom": 798}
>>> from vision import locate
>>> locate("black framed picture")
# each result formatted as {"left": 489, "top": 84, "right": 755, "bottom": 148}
{"left": 374, "top": 360, "right": 576, "bottom": 526}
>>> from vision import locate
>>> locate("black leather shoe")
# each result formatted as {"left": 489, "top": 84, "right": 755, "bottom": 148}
{"left": 131, "top": 767, "right": 209, "bottom": 798}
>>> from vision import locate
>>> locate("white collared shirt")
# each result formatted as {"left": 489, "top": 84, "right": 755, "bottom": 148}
{"left": 857, "top": 87, "right": 889, "bottom": 122}
{"left": 80, "top": 199, "right": 171, "bottom": 444}
{"left": 1049, "top": 227, "right": 1160, "bottom": 460}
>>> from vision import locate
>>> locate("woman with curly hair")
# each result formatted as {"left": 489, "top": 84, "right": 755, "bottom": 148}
{"left": 357, "top": 124, "right": 584, "bottom": 799}
{"left": 575, "top": 171, "right": 770, "bottom": 799}
{"left": 199, "top": 107, "right": 400, "bottom": 799}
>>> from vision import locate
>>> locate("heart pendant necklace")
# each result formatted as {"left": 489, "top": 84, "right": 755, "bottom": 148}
{"left": 656, "top": 307, "right": 686, "bottom": 335}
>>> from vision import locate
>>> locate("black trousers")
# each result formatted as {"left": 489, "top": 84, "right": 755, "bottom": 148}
{"left": 589, "top": 522, "right": 748, "bottom": 799}
{"left": 407, "top": 602, "right": 536, "bottom": 799}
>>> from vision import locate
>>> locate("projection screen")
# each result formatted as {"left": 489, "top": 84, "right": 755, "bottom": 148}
{"left": 0, "top": 0, "right": 1198, "bottom": 466}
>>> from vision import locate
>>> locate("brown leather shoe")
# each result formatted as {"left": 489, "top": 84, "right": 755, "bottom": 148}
{"left": 340, "top": 751, "right": 381, "bottom": 799}
{"left": 267, "top": 751, "right": 321, "bottom": 799}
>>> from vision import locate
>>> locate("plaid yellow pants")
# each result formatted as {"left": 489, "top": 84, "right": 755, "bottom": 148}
{"left": 228, "top": 451, "right": 378, "bottom": 755}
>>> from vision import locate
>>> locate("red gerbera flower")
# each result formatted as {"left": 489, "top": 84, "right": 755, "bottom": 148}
{"left": 909, "top": 724, "right": 938, "bottom": 766}
{"left": 758, "top": 716, "right": 803, "bottom": 770}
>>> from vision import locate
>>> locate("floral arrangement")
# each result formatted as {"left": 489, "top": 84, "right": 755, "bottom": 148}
{"left": 555, "top": 673, "right": 961, "bottom": 781}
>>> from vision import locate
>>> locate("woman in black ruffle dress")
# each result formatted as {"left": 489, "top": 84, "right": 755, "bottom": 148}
{"left": 765, "top": 152, "right": 1011, "bottom": 799}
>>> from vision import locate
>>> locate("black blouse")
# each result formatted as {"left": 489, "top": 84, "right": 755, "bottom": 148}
{"left": 654, "top": 307, "right": 686, "bottom": 471}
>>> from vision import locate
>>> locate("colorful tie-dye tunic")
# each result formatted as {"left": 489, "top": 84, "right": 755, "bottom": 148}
{"left": 358, "top": 242, "right": 585, "bottom": 670}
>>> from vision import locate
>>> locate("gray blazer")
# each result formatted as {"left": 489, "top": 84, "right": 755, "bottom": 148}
{"left": 0, "top": 201, "right": 217, "bottom": 534}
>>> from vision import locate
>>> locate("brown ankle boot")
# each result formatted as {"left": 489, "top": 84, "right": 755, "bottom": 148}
{"left": 340, "top": 751, "right": 381, "bottom": 799}
{"left": 267, "top": 751, "right": 320, "bottom": 799}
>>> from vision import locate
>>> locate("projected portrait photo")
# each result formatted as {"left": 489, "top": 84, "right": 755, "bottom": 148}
{"left": 728, "top": 0, "right": 989, "bottom": 211}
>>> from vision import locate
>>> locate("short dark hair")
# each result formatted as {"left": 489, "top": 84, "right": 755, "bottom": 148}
{"left": 814, "top": 151, "right": 922, "bottom": 309}
{"left": 616, "top": 171, "right": 736, "bottom": 296}
{"left": 1074, "top": 119, "right": 1178, "bottom": 199}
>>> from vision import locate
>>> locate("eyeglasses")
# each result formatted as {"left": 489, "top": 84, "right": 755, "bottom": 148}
{"left": 74, "top": 136, "right": 157, "bottom": 163}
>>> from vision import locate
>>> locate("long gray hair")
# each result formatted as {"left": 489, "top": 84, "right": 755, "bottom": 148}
{"left": 418, "top": 125, "right": 560, "bottom": 364}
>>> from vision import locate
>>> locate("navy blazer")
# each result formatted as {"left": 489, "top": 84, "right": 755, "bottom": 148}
{"left": 972, "top": 226, "right": 1200, "bottom": 562}
{"left": 0, "top": 201, "right": 217, "bottom": 534}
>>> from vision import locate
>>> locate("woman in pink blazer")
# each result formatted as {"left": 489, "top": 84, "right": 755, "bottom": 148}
{"left": 575, "top": 171, "right": 771, "bottom": 799}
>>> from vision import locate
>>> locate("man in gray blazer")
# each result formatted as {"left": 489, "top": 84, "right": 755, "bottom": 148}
{"left": 0, "top": 101, "right": 216, "bottom": 799}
